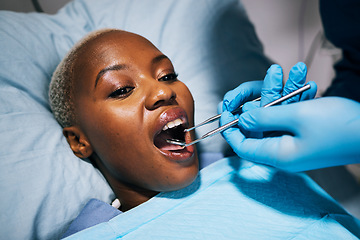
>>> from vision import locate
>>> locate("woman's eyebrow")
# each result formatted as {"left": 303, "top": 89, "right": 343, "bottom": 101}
{"left": 95, "top": 64, "right": 128, "bottom": 88}
{"left": 152, "top": 54, "right": 170, "bottom": 65}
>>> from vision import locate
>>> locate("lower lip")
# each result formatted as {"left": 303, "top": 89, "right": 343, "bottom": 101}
{"left": 157, "top": 131, "right": 195, "bottom": 162}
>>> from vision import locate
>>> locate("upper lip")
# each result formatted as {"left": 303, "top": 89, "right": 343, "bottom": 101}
{"left": 153, "top": 107, "right": 189, "bottom": 138}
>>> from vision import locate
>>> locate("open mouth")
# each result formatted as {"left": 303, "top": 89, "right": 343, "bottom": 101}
{"left": 154, "top": 118, "right": 187, "bottom": 151}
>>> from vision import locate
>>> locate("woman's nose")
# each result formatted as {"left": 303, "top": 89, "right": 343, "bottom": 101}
{"left": 145, "top": 81, "right": 177, "bottom": 110}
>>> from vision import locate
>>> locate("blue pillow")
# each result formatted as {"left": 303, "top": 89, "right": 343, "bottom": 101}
{"left": 0, "top": 0, "right": 271, "bottom": 239}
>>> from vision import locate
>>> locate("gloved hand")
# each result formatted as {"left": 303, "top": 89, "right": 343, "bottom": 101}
{"left": 223, "top": 62, "right": 317, "bottom": 114}
{"left": 221, "top": 62, "right": 317, "bottom": 140}
{"left": 221, "top": 97, "right": 360, "bottom": 172}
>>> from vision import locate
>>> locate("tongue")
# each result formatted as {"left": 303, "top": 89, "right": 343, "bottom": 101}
{"left": 154, "top": 131, "right": 185, "bottom": 151}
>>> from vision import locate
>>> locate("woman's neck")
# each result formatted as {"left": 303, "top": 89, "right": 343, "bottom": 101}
{"left": 112, "top": 183, "right": 157, "bottom": 212}
{"left": 90, "top": 154, "right": 158, "bottom": 212}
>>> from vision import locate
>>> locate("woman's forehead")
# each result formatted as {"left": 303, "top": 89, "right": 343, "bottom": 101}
{"left": 84, "top": 30, "right": 158, "bottom": 56}
{"left": 75, "top": 30, "right": 161, "bottom": 72}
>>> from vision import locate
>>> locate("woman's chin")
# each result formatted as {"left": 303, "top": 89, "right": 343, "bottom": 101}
{"left": 159, "top": 167, "right": 199, "bottom": 193}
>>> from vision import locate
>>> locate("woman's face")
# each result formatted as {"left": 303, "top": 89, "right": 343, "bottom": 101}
{"left": 72, "top": 30, "right": 198, "bottom": 194}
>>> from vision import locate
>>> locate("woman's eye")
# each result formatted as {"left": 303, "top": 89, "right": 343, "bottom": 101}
{"left": 109, "top": 86, "right": 134, "bottom": 98}
{"left": 159, "top": 73, "right": 178, "bottom": 82}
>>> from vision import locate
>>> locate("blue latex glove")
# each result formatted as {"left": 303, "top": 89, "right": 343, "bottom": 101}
{"left": 221, "top": 62, "right": 325, "bottom": 171}
{"left": 222, "top": 62, "right": 317, "bottom": 140}
{"left": 221, "top": 97, "right": 360, "bottom": 172}
{"left": 223, "top": 63, "right": 317, "bottom": 114}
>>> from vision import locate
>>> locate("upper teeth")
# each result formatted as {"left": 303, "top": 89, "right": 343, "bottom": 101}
{"left": 162, "top": 118, "right": 183, "bottom": 131}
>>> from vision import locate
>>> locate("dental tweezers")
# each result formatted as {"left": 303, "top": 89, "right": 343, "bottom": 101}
{"left": 167, "top": 83, "right": 311, "bottom": 147}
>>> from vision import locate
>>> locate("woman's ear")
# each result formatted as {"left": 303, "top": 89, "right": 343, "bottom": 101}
{"left": 63, "top": 126, "right": 93, "bottom": 158}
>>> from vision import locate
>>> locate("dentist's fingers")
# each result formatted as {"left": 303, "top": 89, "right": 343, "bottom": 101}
{"left": 242, "top": 81, "right": 317, "bottom": 113}
{"left": 223, "top": 80, "right": 263, "bottom": 112}
{"left": 260, "top": 64, "right": 283, "bottom": 107}
{"left": 238, "top": 104, "right": 299, "bottom": 134}
{"left": 242, "top": 101, "right": 260, "bottom": 112}
{"left": 221, "top": 110, "right": 291, "bottom": 167}
{"left": 220, "top": 110, "right": 247, "bottom": 149}
{"left": 225, "top": 104, "right": 300, "bottom": 167}
{"left": 282, "top": 62, "right": 307, "bottom": 103}
{"left": 299, "top": 81, "right": 317, "bottom": 101}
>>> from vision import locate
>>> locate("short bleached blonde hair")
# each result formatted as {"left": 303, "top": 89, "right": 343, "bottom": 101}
{"left": 49, "top": 28, "right": 119, "bottom": 127}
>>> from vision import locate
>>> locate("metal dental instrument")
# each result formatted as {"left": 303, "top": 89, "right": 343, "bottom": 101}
{"left": 166, "top": 83, "right": 311, "bottom": 147}
{"left": 185, "top": 96, "right": 262, "bottom": 132}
